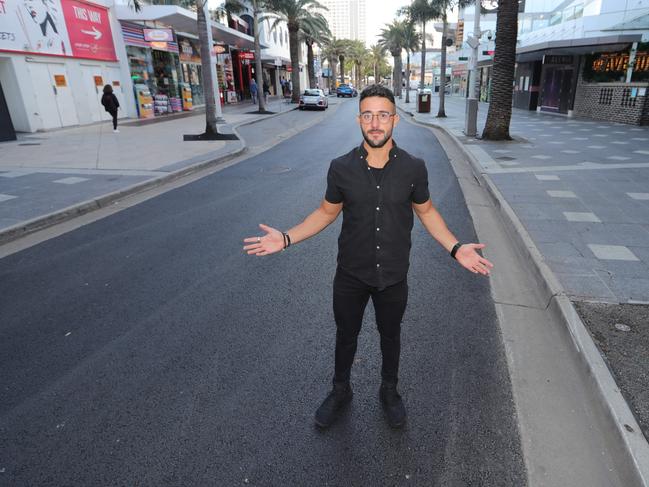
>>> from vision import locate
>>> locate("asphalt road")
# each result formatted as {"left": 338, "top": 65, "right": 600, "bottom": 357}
{"left": 0, "top": 99, "right": 526, "bottom": 486}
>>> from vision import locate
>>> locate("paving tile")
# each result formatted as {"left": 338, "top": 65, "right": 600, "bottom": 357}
{"left": 601, "top": 224, "right": 649, "bottom": 246}
{"left": 554, "top": 272, "right": 617, "bottom": 301}
{"left": 633, "top": 150, "right": 649, "bottom": 155}
{"left": 607, "top": 156, "right": 631, "bottom": 161}
{"left": 587, "top": 145, "right": 606, "bottom": 149}
{"left": 560, "top": 150, "right": 580, "bottom": 154}
{"left": 532, "top": 155, "right": 552, "bottom": 159}
{"left": 547, "top": 190, "right": 577, "bottom": 198}
{"left": 537, "top": 241, "right": 586, "bottom": 259}
{"left": 535, "top": 174, "right": 560, "bottom": 181}
{"left": 610, "top": 141, "right": 629, "bottom": 145}
{"left": 627, "top": 192, "right": 649, "bottom": 200}
{"left": 53, "top": 177, "right": 90, "bottom": 185}
{"left": 631, "top": 137, "right": 648, "bottom": 141}
{"left": 588, "top": 244, "right": 639, "bottom": 261}
{"left": 592, "top": 273, "right": 649, "bottom": 302}
{"left": 0, "top": 194, "right": 17, "bottom": 203}
{"left": 0, "top": 171, "right": 32, "bottom": 178}
{"left": 564, "top": 212, "right": 601, "bottom": 222}
{"left": 571, "top": 137, "right": 589, "bottom": 140}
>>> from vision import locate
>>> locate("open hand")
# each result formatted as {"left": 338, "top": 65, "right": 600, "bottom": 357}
{"left": 243, "top": 224, "right": 285, "bottom": 256}
{"left": 455, "top": 243, "right": 493, "bottom": 275}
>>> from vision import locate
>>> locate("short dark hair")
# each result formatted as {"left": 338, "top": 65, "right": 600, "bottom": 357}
{"left": 359, "top": 84, "right": 395, "bottom": 107}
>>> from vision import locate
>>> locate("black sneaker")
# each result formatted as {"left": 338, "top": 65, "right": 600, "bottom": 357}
{"left": 314, "top": 383, "right": 353, "bottom": 428}
{"left": 379, "top": 383, "right": 406, "bottom": 429}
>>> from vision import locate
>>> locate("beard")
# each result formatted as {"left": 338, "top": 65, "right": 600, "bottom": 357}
{"left": 362, "top": 127, "right": 393, "bottom": 148}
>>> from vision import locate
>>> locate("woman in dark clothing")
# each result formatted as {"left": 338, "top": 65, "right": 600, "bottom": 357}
{"left": 100, "top": 84, "right": 120, "bottom": 133}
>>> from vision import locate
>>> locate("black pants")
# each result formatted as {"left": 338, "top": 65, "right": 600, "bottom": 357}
{"left": 109, "top": 109, "right": 118, "bottom": 130}
{"left": 333, "top": 268, "right": 408, "bottom": 386}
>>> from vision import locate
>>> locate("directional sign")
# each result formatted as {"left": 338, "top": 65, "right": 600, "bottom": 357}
{"left": 61, "top": 0, "right": 116, "bottom": 61}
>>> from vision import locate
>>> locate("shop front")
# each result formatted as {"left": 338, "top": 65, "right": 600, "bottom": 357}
{"left": 538, "top": 54, "right": 578, "bottom": 114}
{"left": 177, "top": 35, "right": 204, "bottom": 108}
{"left": 121, "top": 22, "right": 184, "bottom": 118}
{"left": 513, "top": 60, "right": 542, "bottom": 111}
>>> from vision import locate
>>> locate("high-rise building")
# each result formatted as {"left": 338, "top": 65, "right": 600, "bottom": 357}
{"left": 319, "top": 0, "right": 366, "bottom": 42}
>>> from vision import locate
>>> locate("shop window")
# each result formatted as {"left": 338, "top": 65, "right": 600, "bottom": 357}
{"left": 621, "top": 88, "right": 637, "bottom": 108}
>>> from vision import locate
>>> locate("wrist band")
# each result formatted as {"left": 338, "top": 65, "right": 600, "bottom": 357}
{"left": 283, "top": 232, "right": 291, "bottom": 249}
{"left": 450, "top": 242, "right": 462, "bottom": 259}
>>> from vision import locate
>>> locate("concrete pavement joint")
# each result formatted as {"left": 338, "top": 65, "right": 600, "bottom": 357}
{"left": 399, "top": 106, "right": 649, "bottom": 486}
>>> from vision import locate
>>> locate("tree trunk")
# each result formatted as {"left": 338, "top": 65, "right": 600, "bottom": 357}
{"left": 405, "top": 52, "right": 411, "bottom": 103}
{"left": 482, "top": 0, "right": 518, "bottom": 140}
{"left": 374, "top": 62, "right": 378, "bottom": 84}
{"left": 253, "top": 3, "right": 266, "bottom": 112}
{"left": 288, "top": 24, "right": 300, "bottom": 103}
{"left": 437, "top": 15, "right": 447, "bottom": 117}
{"left": 197, "top": 0, "right": 218, "bottom": 134}
{"left": 330, "top": 56, "right": 337, "bottom": 92}
{"left": 306, "top": 41, "right": 316, "bottom": 88}
{"left": 339, "top": 55, "right": 345, "bottom": 85}
{"left": 396, "top": 54, "right": 402, "bottom": 99}
{"left": 356, "top": 62, "right": 361, "bottom": 88}
{"left": 420, "top": 21, "right": 426, "bottom": 89}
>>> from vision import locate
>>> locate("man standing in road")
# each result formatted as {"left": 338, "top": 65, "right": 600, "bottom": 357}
{"left": 243, "top": 85, "right": 493, "bottom": 429}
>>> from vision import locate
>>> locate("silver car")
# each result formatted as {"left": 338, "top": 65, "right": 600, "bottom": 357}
{"left": 299, "top": 89, "right": 328, "bottom": 110}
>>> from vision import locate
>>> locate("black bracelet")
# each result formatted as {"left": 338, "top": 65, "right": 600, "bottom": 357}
{"left": 283, "top": 232, "right": 291, "bottom": 249}
{"left": 282, "top": 233, "right": 287, "bottom": 251}
{"left": 450, "top": 242, "right": 462, "bottom": 259}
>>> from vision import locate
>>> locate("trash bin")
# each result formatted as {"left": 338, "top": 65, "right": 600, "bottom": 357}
{"left": 417, "top": 89, "right": 431, "bottom": 113}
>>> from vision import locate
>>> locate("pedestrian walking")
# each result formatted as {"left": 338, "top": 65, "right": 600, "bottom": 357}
{"left": 100, "top": 84, "right": 120, "bottom": 133}
{"left": 250, "top": 78, "right": 258, "bottom": 104}
{"left": 243, "top": 85, "right": 493, "bottom": 429}
{"left": 263, "top": 80, "right": 271, "bottom": 104}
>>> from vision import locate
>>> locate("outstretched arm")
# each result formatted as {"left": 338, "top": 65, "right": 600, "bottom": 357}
{"left": 243, "top": 199, "right": 343, "bottom": 256}
{"left": 412, "top": 199, "right": 493, "bottom": 275}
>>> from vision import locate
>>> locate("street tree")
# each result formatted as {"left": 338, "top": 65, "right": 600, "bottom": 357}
{"left": 368, "top": 44, "right": 387, "bottom": 84}
{"left": 482, "top": 0, "right": 519, "bottom": 140}
{"left": 299, "top": 16, "right": 331, "bottom": 89}
{"left": 399, "top": 17, "right": 421, "bottom": 104}
{"left": 347, "top": 40, "right": 368, "bottom": 89}
{"left": 400, "top": 0, "right": 441, "bottom": 90}
{"left": 319, "top": 38, "right": 338, "bottom": 93}
{"left": 264, "top": 0, "right": 328, "bottom": 103}
{"left": 379, "top": 20, "right": 407, "bottom": 98}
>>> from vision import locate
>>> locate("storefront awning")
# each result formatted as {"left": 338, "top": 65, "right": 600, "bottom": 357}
{"left": 116, "top": 5, "right": 265, "bottom": 51}
{"left": 516, "top": 34, "right": 641, "bottom": 62}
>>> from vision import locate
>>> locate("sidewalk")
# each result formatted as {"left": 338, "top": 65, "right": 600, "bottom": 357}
{"left": 397, "top": 92, "right": 649, "bottom": 446}
{"left": 398, "top": 92, "right": 649, "bottom": 304}
{"left": 0, "top": 97, "right": 298, "bottom": 238}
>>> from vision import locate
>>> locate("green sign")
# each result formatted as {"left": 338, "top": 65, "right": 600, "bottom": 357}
{"left": 458, "top": 56, "right": 468, "bottom": 61}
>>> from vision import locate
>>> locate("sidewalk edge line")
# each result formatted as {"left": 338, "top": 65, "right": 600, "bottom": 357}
{"left": 400, "top": 107, "right": 649, "bottom": 486}
{"left": 0, "top": 103, "right": 332, "bottom": 247}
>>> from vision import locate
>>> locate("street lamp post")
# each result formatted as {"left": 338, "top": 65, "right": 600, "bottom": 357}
{"left": 464, "top": 0, "right": 481, "bottom": 137}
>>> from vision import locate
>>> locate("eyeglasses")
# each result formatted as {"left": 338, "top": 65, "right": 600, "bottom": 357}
{"left": 359, "top": 111, "right": 396, "bottom": 124}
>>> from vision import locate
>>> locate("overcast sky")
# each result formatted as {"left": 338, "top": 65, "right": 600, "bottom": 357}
{"left": 365, "top": 0, "right": 411, "bottom": 47}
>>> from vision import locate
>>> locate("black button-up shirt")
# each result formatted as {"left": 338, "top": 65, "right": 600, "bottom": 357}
{"left": 325, "top": 141, "right": 430, "bottom": 289}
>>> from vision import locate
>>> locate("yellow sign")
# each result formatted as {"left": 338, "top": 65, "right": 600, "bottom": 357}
{"left": 54, "top": 75, "right": 67, "bottom": 87}
{"left": 592, "top": 52, "right": 649, "bottom": 73}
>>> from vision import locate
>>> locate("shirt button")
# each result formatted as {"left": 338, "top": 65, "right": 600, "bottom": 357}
{"left": 377, "top": 245, "right": 380, "bottom": 249}
{"left": 376, "top": 185, "right": 380, "bottom": 189}
{"left": 376, "top": 207, "right": 380, "bottom": 211}
{"left": 376, "top": 227, "right": 380, "bottom": 231}
{"left": 376, "top": 263, "right": 380, "bottom": 268}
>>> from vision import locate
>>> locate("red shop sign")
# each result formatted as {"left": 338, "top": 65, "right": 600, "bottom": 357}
{"left": 61, "top": 0, "right": 116, "bottom": 61}
{"left": 239, "top": 51, "right": 255, "bottom": 60}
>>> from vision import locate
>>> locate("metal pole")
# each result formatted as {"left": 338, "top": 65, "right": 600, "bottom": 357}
{"left": 464, "top": 0, "right": 481, "bottom": 136}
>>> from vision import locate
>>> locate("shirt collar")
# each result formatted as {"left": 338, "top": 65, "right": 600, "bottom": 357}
{"left": 357, "top": 140, "right": 399, "bottom": 161}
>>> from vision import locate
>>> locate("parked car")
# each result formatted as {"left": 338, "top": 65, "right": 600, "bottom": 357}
{"left": 299, "top": 89, "right": 328, "bottom": 110}
{"left": 336, "top": 84, "right": 358, "bottom": 97}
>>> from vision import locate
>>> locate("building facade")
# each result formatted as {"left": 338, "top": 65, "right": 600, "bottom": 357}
{"left": 451, "top": 0, "right": 649, "bottom": 125}
{"left": 319, "top": 0, "right": 365, "bottom": 41}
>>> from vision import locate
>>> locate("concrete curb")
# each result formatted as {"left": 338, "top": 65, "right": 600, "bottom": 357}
{"left": 0, "top": 105, "right": 302, "bottom": 246}
{"left": 398, "top": 106, "right": 649, "bottom": 486}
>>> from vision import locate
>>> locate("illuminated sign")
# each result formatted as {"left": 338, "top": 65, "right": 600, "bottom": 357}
{"left": 592, "top": 52, "right": 649, "bottom": 73}
{"left": 143, "top": 28, "right": 173, "bottom": 42}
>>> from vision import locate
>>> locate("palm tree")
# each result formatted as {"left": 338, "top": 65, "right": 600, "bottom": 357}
{"left": 329, "top": 38, "right": 352, "bottom": 85}
{"left": 300, "top": 16, "right": 331, "bottom": 88}
{"left": 263, "top": 0, "right": 328, "bottom": 103}
{"left": 319, "top": 39, "right": 338, "bottom": 93}
{"left": 401, "top": 0, "right": 440, "bottom": 89}
{"left": 482, "top": 0, "right": 518, "bottom": 140}
{"left": 379, "top": 20, "right": 407, "bottom": 98}
{"left": 400, "top": 18, "right": 421, "bottom": 104}
{"left": 368, "top": 44, "right": 387, "bottom": 84}
{"left": 347, "top": 40, "right": 368, "bottom": 89}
